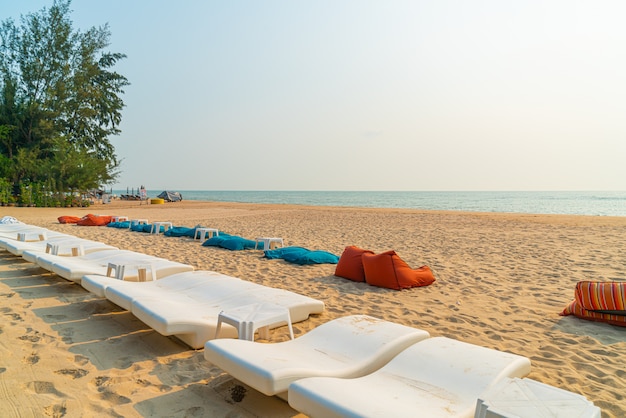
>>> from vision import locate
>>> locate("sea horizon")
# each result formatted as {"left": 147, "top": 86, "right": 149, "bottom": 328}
{"left": 111, "top": 190, "right": 626, "bottom": 217}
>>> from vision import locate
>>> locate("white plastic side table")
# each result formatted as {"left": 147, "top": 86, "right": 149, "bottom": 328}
{"left": 254, "top": 237, "right": 284, "bottom": 251}
{"left": 475, "top": 377, "right": 601, "bottom": 418}
{"left": 17, "top": 231, "right": 46, "bottom": 241}
{"left": 106, "top": 263, "right": 156, "bottom": 282}
{"left": 46, "top": 243, "right": 84, "bottom": 256}
{"left": 129, "top": 219, "right": 149, "bottom": 229}
{"left": 194, "top": 227, "right": 219, "bottom": 241}
{"left": 151, "top": 221, "right": 173, "bottom": 234}
{"left": 215, "top": 303, "right": 294, "bottom": 341}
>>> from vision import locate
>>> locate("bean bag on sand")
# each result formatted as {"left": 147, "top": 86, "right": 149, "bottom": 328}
{"left": 560, "top": 281, "right": 626, "bottom": 327}
{"left": 58, "top": 216, "right": 81, "bottom": 224}
{"left": 362, "top": 250, "right": 436, "bottom": 290}
{"left": 76, "top": 214, "right": 112, "bottom": 226}
{"left": 334, "top": 245, "right": 375, "bottom": 282}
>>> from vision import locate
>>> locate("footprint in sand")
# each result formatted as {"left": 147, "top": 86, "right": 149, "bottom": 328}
{"left": 45, "top": 314, "right": 68, "bottom": 321}
{"left": 24, "top": 352, "right": 39, "bottom": 365}
{"left": 113, "top": 356, "right": 133, "bottom": 369}
{"left": 1, "top": 307, "right": 23, "bottom": 322}
{"left": 25, "top": 381, "right": 65, "bottom": 397}
{"left": 43, "top": 404, "right": 67, "bottom": 417}
{"left": 0, "top": 367, "right": 6, "bottom": 373}
{"left": 19, "top": 332, "right": 42, "bottom": 343}
{"left": 229, "top": 384, "right": 247, "bottom": 403}
{"left": 54, "top": 369, "right": 89, "bottom": 379}
{"left": 90, "top": 376, "right": 132, "bottom": 404}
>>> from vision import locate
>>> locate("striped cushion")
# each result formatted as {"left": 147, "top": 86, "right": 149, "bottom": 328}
{"left": 575, "top": 281, "right": 626, "bottom": 311}
{"left": 561, "top": 300, "right": 626, "bottom": 326}
{"left": 560, "top": 281, "right": 626, "bottom": 327}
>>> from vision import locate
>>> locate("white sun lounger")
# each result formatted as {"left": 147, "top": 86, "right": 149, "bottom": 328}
{"left": 80, "top": 270, "right": 324, "bottom": 349}
{"left": 9, "top": 236, "right": 117, "bottom": 257}
{"left": 81, "top": 270, "right": 233, "bottom": 306}
{"left": 26, "top": 249, "right": 194, "bottom": 283}
{"left": 203, "top": 315, "right": 431, "bottom": 397}
{"left": 0, "top": 225, "right": 67, "bottom": 248}
{"left": 287, "top": 336, "right": 532, "bottom": 418}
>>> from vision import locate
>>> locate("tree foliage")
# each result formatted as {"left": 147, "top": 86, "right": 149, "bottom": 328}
{"left": 0, "top": 0, "right": 128, "bottom": 198}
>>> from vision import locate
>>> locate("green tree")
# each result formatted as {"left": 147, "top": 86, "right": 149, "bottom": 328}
{"left": 0, "top": 0, "right": 128, "bottom": 192}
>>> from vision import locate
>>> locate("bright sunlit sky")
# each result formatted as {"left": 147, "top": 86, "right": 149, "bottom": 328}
{"left": 3, "top": 1, "right": 626, "bottom": 191}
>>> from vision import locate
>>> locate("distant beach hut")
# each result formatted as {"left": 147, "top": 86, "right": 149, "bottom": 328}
{"left": 157, "top": 190, "right": 183, "bottom": 202}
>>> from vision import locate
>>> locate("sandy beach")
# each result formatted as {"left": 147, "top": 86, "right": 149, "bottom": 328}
{"left": 1, "top": 200, "right": 625, "bottom": 417}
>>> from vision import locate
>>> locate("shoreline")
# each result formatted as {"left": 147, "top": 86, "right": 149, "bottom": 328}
{"left": 1, "top": 201, "right": 625, "bottom": 416}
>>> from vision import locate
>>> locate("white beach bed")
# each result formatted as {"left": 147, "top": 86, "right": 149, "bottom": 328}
{"left": 82, "top": 270, "right": 325, "bottom": 349}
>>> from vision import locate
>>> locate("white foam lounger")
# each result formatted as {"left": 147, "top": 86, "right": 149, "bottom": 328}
{"left": 11, "top": 236, "right": 118, "bottom": 258}
{"left": 27, "top": 249, "right": 194, "bottom": 283}
{"left": 287, "top": 336, "right": 532, "bottom": 418}
{"left": 82, "top": 270, "right": 325, "bottom": 349}
{"left": 203, "top": 315, "right": 431, "bottom": 397}
{"left": 0, "top": 225, "right": 68, "bottom": 249}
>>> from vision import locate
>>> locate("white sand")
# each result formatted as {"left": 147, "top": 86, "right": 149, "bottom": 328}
{"left": 1, "top": 200, "right": 625, "bottom": 417}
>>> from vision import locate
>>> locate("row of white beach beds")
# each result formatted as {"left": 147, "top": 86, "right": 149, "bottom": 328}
{"left": 0, "top": 219, "right": 601, "bottom": 417}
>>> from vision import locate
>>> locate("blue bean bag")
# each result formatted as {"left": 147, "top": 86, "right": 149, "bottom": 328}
{"left": 107, "top": 221, "right": 130, "bottom": 229}
{"left": 264, "top": 246, "right": 309, "bottom": 260}
{"left": 202, "top": 235, "right": 257, "bottom": 251}
{"left": 164, "top": 226, "right": 196, "bottom": 237}
{"left": 264, "top": 246, "right": 339, "bottom": 265}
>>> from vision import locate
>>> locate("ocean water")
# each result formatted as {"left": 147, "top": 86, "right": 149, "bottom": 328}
{"left": 113, "top": 190, "right": 626, "bottom": 217}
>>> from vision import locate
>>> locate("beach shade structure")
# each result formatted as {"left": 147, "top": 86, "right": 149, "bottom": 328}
{"left": 287, "top": 336, "right": 531, "bottom": 418}
{"left": 203, "top": 315, "right": 430, "bottom": 397}
{"left": 560, "top": 281, "right": 626, "bottom": 326}
{"left": 157, "top": 190, "right": 183, "bottom": 202}
{"left": 81, "top": 270, "right": 325, "bottom": 349}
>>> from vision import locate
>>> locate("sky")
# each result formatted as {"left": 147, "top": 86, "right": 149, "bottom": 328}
{"left": 2, "top": 0, "right": 626, "bottom": 191}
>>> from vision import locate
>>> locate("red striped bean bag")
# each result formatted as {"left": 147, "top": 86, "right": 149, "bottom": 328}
{"left": 560, "top": 281, "right": 626, "bottom": 326}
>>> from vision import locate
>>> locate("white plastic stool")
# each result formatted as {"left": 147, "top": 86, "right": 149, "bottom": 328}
{"left": 151, "top": 221, "right": 173, "bottom": 234}
{"left": 475, "top": 377, "right": 601, "bottom": 418}
{"left": 112, "top": 216, "right": 129, "bottom": 223}
{"left": 254, "top": 237, "right": 284, "bottom": 250}
{"left": 194, "top": 227, "right": 219, "bottom": 241}
{"left": 215, "top": 303, "right": 294, "bottom": 341}
{"left": 129, "top": 219, "right": 148, "bottom": 229}
{"left": 106, "top": 263, "right": 155, "bottom": 281}
{"left": 45, "top": 243, "right": 84, "bottom": 256}
{"left": 17, "top": 232, "right": 46, "bottom": 241}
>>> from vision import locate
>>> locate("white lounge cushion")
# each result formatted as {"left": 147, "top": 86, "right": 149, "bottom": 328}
{"left": 204, "top": 315, "right": 431, "bottom": 396}
{"left": 14, "top": 237, "right": 117, "bottom": 258}
{"left": 81, "top": 270, "right": 235, "bottom": 307}
{"left": 288, "top": 336, "right": 532, "bottom": 418}
{"left": 28, "top": 249, "right": 193, "bottom": 282}
{"left": 103, "top": 271, "right": 325, "bottom": 349}
{"left": 0, "top": 226, "right": 66, "bottom": 248}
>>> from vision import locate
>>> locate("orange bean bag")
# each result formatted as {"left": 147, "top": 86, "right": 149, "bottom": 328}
{"left": 362, "top": 250, "right": 436, "bottom": 290}
{"left": 560, "top": 281, "right": 626, "bottom": 327}
{"left": 76, "top": 214, "right": 112, "bottom": 226}
{"left": 334, "top": 246, "right": 375, "bottom": 282}
{"left": 58, "top": 216, "right": 81, "bottom": 224}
